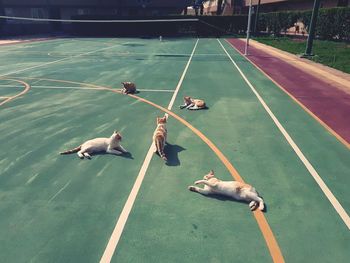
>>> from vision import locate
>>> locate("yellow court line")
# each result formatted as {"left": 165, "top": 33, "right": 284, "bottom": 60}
{"left": 127, "top": 92, "right": 285, "bottom": 263}
{"left": 12, "top": 76, "right": 285, "bottom": 262}
{"left": 225, "top": 39, "right": 350, "bottom": 150}
{"left": 0, "top": 78, "right": 31, "bottom": 106}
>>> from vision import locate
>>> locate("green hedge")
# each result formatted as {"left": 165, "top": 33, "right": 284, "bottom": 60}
{"left": 316, "top": 7, "right": 350, "bottom": 40}
{"left": 258, "top": 7, "right": 350, "bottom": 41}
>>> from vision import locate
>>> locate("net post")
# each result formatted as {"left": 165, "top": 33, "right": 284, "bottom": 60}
{"left": 302, "top": 0, "right": 321, "bottom": 57}
{"left": 244, "top": 0, "right": 253, "bottom": 56}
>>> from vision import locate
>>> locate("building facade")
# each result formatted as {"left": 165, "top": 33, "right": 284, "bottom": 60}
{"left": 0, "top": 0, "right": 193, "bottom": 35}
{"left": 191, "top": 0, "right": 349, "bottom": 15}
{"left": 0, "top": 0, "right": 192, "bottom": 20}
{"left": 239, "top": 0, "right": 349, "bottom": 14}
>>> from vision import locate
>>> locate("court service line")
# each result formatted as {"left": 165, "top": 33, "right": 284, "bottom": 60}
{"left": 218, "top": 39, "right": 350, "bottom": 230}
{"left": 0, "top": 84, "right": 175, "bottom": 93}
{"left": 43, "top": 52, "right": 226, "bottom": 57}
{"left": 100, "top": 38, "right": 199, "bottom": 263}
{"left": 137, "top": 89, "right": 174, "bottom": 93}
{"left": 10, "top": 75, "right": 284, "bottom": 262}
{"left": 0, "top": 84, "right": 102, "bottom": 90}
{"left": 0, "top": 84, "right": 22, "bottom": 87}
{"left": 0, "top": 42, "right": 124, "bottom": 78}
{"left": 31, "top": 86, "right": 174, "bottom": 93}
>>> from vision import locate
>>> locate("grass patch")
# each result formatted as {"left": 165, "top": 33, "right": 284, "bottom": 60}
{"left": 253, "top": 36, "right": 350, "bottom": 74}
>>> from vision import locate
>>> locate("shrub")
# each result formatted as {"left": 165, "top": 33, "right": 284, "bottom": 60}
{"left": 258, "top": 7, "right": 350, "bottom": 41}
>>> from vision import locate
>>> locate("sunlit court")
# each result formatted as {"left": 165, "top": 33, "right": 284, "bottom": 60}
{"left": 0, "top": 1, "right": 349, "bottom": 263}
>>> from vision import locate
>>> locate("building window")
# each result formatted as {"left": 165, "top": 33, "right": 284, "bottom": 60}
{"left": 4, "top": 8, "right": 14, "bottom": 17}
{"left": 31, "top": 8, "right": 45, "bottom": 19}
{"left": 337, "top": 0, "right": 349, "bottom": 7}
{"left": 137, "top": 0, "right": 152, "bottom": 3}
{"left": 77, "top": 8, "right": 90, "bottom": 15}
{"left": 4, "top": 8, "right": 16, "bottom": 23}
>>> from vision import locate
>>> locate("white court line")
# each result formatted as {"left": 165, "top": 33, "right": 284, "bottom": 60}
{"left": 218, "top": 39, "right": 350, "bottom": 230}
{"left": 0, "top": 84, "right": 175, "bottom": 93}
{"left": 0, "top": 84, "right": 27, "bottom": 88}
{"left": 32, "top": 86, "right": 103, "bottom": 90}
{"left": 0, "top": 50, "right": 225, "bottom": 56}
{"left": 48, "top": 180, "right": 71, "bottom": 203}
{"left": 87, "top": 52, "right": 224, "bottom": 56}
{"left": 99, "top": 39, "right": 199, "bottom": 263}
{"left": 0, "top": 84, "right": 23, "bottom": 88}
{"left": 137, "top": 89, "right": 174, "bottom": 93}
{"left": 0, "top": 42, "right": 124, "bottom": 78}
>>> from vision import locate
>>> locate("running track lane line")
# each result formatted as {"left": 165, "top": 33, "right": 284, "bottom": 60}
{"left": 225, "top": 39, "right": 349, "bottom": 149}
{"left": 17, "top": 74, "right": 285, "bottom": 262}
{"left": 99, "top": 38, "right": 199, "bottom": 263}
{"left": 0, "top": 79, "right": 30, "bottom": 106}
{"left": 218, "top": 39, "right": 350, "bottom": 230}
{"left": 0, "top": 41, "right": 124, "bottom": 78}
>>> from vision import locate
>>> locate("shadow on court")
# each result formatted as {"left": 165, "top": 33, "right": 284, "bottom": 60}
{"left": 180, "top": 106, "right": 210, "bottom": 111}
{"left": 62, "top": 151, "right": 134, "bottom": 160}
{"left": 191, "top": 193, "right": 267, "bottom": 212}
{"left": 164, "top": 143, "right": 186, "bottom": 166}
{"left": 94, "top": 151, "right": 134, "bottom": 159}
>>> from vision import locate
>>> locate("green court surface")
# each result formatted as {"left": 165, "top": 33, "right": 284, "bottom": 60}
{"left": 0, "top": 38, "right": 349, "bottom": 263}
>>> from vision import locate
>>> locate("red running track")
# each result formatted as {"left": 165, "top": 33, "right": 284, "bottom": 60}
{"left": 227, "top": 38, "right": 350, "bottom": 146}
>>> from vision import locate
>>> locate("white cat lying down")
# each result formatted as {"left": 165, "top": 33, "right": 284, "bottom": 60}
{"left": 188, "top": 170, "right": 265, "bottom": 211}
{"left": 60, "top": 130, "right": 127, "bottom": 159}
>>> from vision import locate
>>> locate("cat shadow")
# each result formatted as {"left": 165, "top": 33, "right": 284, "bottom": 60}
{"left": 90, "top": 151, "right": 134, "bottom": 160}
{"left": 198, "top": 106, "right": 210, "bottom": 110}
{"left": 181, "top": 106, "right": 210, "bottom": 111}
{"left": 165, "top": 143, "right": 186, "bottom": 166}
{"left": 154, "top": 143, "right": 185, "bottom": 166}
{"left": 200, "top": 194, "right": 267, "bottom": 213}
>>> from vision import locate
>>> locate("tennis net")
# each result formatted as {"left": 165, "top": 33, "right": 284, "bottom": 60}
{"left": 0, "top": 15, "right": 247, "bottom": 37}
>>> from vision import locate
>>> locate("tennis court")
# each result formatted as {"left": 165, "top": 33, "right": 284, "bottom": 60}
{"left": 0, "top": 37, "right": 349, "bottom": 263}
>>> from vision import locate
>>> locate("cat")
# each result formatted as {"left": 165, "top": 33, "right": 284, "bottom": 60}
{"left": 121, "top": 81, "right": 137, "bottom": 94}
{"left": 179, "top": 96, "right": 206, "bottom": 110}
{"left": 60, "top": 130, "right": 127, "bottom": 159}
{"left": 153, "top": 116, "right": 167, "bottom": 162}
{"left": 188, "top": 170, "right": 265, "bottom": 211}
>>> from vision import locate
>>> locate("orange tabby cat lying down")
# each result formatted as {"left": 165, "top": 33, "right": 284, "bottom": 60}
{"left": 179, "top": 96, "right": 206, "bottom": 110}
{"left": 188, "top": 170, "right": 265, "bottom": 211}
